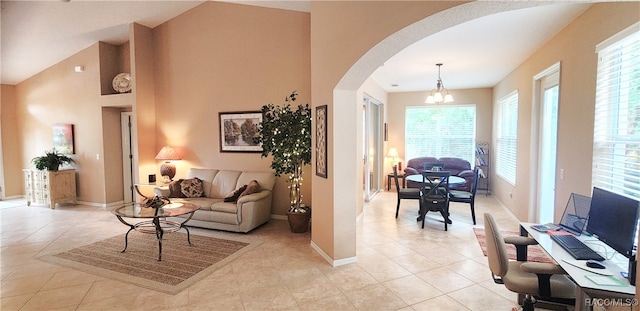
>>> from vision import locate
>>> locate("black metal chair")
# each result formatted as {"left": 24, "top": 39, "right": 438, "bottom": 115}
{"left": 393, "top": 165, "right": 421, "bottom": 218}
{"left": 449, "top": 167, "right": 480, "bottom": 225}
{"left": 418, "top": 171, "right": 450, "bottom": 230}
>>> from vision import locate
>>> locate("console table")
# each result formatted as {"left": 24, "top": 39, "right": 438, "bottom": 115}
{"left": 23, "top": 169, "right": 76, "bottom": 209}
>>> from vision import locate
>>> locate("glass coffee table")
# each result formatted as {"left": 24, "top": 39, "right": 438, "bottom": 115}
{"left": 111, "top": 201, "right": 198, "bottom": 261}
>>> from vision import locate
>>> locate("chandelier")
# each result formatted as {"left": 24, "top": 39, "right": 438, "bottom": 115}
{"left": 425, "top": 63, "right": 454, "bottom": 104}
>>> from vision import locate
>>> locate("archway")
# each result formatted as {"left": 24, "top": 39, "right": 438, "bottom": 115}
{"left": 327, "top": 1, "right": 559, "bottom": 264}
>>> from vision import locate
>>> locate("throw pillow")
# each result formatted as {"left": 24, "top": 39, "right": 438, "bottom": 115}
{"left": 240, "top": 180, "right": 260, "bottom": 197}
{"left": 224, "top": 185, "right": 248, "bottom": 202}
{"left": 180, "top": 178, "right": 204, "bottom": 198}
{"left": 168, "top": 180, "right": 184, "bottom": 198}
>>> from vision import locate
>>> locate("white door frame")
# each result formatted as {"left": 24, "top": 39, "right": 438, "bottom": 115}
{"left": 529, "top": 62, "right": 561, "bottom": 222}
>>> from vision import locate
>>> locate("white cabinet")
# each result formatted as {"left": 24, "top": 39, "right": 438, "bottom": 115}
{"left": 23, "top": 169, "right": 76, "bottom": 209}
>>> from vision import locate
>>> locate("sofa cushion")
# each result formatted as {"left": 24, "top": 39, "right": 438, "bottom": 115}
{"left": 210, "top": 170, "right": 242, "bottom": 199}
{"left": 181, "top": 178, "right": 204, "bottom": 198}
{"left": 170, "top": 197, "right": 221, "bottom": 211}
{"left": 211, "top": 201, "right": 239, "bottom": 213}
{"left": 186, "top": 168, "right": 219, "bottom": 197}
{"left": 168, "top": 180, "right": 184, "bottom": 198}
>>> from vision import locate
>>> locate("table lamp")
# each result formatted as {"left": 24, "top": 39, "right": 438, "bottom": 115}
{"left": 155, "top": 146, "right": 181, "bottom": 183}
{"left": 387, "top": 147, "right": 399, "bottom": 170}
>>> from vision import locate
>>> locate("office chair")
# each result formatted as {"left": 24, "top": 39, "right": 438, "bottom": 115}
{"left": 484, "top": 213, "right": 576, "bottom": 311}
{"left": 419, "top": 171, "right": 450, "bottom": 230}
{"left": 449, "top": 167, "right": 480, "bottom": 225}
{"left": 393, "top": 165, "right": 421, "bottom": 218}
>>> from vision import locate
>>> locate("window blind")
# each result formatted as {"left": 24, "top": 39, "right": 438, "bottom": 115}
{"left": 496, "top": 91, "right": 519, "bottom": 185}
{"left": 592, "top": 24, "right": 640, "bottom": 200}
{"left": 405, "top": 105, "right": 476, "bottom": 165}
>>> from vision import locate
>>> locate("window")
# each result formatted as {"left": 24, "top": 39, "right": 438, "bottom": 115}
{"left": 592, "top": 23, "right": 640, "bottom": 200}
{"left": 496, "top": 91, "right": 519, "bottom": 185}
{"left": 405, "top": 105, "right": 476, "bottom": 165}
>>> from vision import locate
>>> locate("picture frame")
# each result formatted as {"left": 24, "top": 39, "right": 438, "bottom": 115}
{"left": 315, "top": 105, "right": 328, "bottom": 178}
{"left": 52, "top": 123, "right": 74, "bottom": 154}
{"left": 219, "top": 111, "right": 263, "bottom": 153}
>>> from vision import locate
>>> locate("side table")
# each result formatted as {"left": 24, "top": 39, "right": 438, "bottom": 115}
{"left": 387, "top": 173, "right": 405, "bottom": 191}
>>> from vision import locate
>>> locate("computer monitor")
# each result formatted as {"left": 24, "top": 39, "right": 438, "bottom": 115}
{"left": 586, "top": 187, "right": 640, "bottom": 258}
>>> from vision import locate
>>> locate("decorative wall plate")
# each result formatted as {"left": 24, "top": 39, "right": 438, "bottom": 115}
{"left": 112, "top": 73, "right": 132, "bottom": 93}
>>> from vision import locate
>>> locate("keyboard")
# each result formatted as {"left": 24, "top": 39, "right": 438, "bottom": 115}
{"left": 550, "top": 234, "right": 605, "bottom": 261}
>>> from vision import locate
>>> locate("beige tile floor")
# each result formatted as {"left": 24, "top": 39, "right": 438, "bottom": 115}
{"left": 1, "top": 190, "right": 531, "bottom": 310}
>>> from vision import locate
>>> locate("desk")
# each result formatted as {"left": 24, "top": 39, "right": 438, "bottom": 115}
{"left": 520, "top": 223, "right": 635, "bottom": 310}
{"left": 405, "top": 174, "right": 466, "bottom": 186}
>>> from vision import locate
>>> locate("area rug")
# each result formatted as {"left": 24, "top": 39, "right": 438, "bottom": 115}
{"left": 473, "top": 228, "right": 552, "bottom": 263}
{"left": 39, "top": 232, "right": 258, "bottom": 294}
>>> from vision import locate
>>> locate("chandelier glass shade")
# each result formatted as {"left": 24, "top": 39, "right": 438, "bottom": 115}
{"left": 425, "top": 63, "right": 454, "bottom": 104}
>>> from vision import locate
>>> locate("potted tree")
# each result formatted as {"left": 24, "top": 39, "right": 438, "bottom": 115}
{"left": 32, "top": 149, "right": 75, "bottom": 171}
{"left": 257, "top": 91, "right": 312, "bottom": 233}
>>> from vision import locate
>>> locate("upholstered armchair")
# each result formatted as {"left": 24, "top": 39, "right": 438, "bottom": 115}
{"left": 404, "top": 156, "right": 475, "bottom": 192}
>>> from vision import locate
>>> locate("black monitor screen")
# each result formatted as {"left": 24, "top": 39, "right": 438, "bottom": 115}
{"left": 586, "top": 187, "right": 640, "bottom": 258}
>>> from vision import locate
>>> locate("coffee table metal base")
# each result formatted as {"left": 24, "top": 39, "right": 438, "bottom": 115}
{"left": 115, "top": 213, "right": 194, "bottom": 261}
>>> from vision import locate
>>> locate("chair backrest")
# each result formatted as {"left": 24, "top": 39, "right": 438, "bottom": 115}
{"left": 421, "top": 171, "right": 450, "bottom": 198}
{"left": 484, "top": 213, "right": 510, "bottom": 278}
{"left": 392, "top": 165, "right": 401, "bottom": 190}
{"left": 422, "top": 162, "right": 444, "bottom": 171}
{"left": 471, "top": 167, "right": 481, "bottom": 196}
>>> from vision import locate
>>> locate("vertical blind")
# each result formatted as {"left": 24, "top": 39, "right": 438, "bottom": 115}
{"left": 592, "top": 24, "right": 640, "bottom": 200}
{"left": 405, "top": 105, "right": 476, "bottom": 165}
{"left": 496, "top": 91, "right": 519, "bottom": 185}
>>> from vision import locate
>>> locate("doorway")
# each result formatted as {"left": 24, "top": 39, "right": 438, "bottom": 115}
{"left": 533, "top": 64, "right": 560, "bottom": 223}
{"left": 121, "top": 112, "right": 135, "bottom": 203}
{"left": 363, "top": 95, "right": 383, "bottom": 201}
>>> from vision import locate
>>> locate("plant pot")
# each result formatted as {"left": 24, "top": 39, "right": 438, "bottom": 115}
{"left": 287, "top": 210, "right": 311, "bottom": 233}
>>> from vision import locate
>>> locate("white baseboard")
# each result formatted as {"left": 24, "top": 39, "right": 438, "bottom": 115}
{"left": 310, "top": 240, "right": 357, "bottom": 267}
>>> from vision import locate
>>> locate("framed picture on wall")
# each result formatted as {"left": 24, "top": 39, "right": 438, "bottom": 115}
{"left": 316, "top": 105, "right": 328, "bottom": 178}
{"left": 219, "top": 111, "right": 262, "bottom": 152}
{"left": 53, "top": 124, "right": 74, "bottom": 154}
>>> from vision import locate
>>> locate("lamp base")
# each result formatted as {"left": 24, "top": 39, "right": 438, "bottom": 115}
{"left": 160, "top": 162, "right": 176, "bottom": 182}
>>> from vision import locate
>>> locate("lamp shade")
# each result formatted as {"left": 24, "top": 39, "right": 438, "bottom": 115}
{"left": 387, "top": 147, "right": 399, "bottom": 159}
{"left": 155, "top": 146, "right": 181, "bottom": 160}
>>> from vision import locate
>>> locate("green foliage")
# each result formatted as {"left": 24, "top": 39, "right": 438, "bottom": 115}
{"left": 257, "top": 91, "right": 311, "bottom": 176}
{"left": 32, "top": 149, "right": 75, "bottom": 171}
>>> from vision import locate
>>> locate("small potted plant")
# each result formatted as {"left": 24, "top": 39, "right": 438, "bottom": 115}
{"left": 32, "top": 149, "right": 75, "bottom": 171}
{"left": 257, "top": 91, "right": 312, "bottom": 233}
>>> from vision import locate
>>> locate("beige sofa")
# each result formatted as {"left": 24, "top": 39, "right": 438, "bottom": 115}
{"left": 155, "top": 168, "right": 276, "bottom": 233}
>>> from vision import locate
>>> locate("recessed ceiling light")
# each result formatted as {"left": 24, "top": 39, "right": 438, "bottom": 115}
{"left": 391, "top": 84, "right": 399, "bottom": 87}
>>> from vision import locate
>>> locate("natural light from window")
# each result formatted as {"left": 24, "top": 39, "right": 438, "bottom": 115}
{"left": 404, "top": 105, "right": 476, "bottom": 165}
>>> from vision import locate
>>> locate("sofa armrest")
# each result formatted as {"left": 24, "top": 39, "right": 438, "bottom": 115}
{"left": 154, "top": 186, "right": 170, "bottom": 197}
{"left": 404, "top": 167, "right": 419, "bottom": 176}
{"left": 457, "top": 169, "right": 475, "bottom": 178}
{"left": 237, "top": 190, "right": 271, "bottom": 204}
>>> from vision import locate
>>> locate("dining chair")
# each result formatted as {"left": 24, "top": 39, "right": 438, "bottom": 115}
{"left": 449, "top": 167, "right": 480, "bottom": 225}
{"left": 393, "top": 165, "right": 421, "bottom": 218}
{"left": 418, "top": 170, "right": 450, "bottom": 230}
{"left": 484, "top": 213, "right": 576, "bottom": 311}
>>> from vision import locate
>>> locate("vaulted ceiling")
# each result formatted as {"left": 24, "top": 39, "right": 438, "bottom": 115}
{"left": 1, "top": 1, "right": 592, "bottom": 91}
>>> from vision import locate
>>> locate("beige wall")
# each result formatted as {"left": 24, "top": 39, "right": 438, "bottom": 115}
{"left": 152, "top": 2, "right": 311, "bottom": 216}
{"left": 13, "top": 44, "right": 107, "bottom": 203}
{"left": 491, "top": 3, "right": 640, "bottom": 222}
{"left": 1, "top": 84, "right": 21, "bottom": 198}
